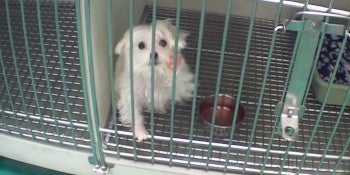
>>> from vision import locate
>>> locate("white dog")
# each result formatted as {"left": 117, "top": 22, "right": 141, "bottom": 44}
{"left": 114, "top": 19, "right": 194, "bottom": 141}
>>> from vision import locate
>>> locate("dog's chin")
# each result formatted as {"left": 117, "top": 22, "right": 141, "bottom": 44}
{"left": 133, "top": 63, "right": 166, "bottom": 75}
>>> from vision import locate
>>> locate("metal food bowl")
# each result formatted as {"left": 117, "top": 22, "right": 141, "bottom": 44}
{"left": 199, "top": 94, "right": 245, "bottom": 137}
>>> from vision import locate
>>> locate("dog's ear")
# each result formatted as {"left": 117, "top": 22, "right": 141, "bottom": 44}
{"left": 163, "top": 18, "right": 175, "bottom": 25}
{"left": 115, "top": 30, "right": 130, "bottom": 55}
{"left": 158, "top": 18, "right": 178, "bottom": 34}
{"left": 178, "top": 29, "right": 190, "bottom": 49}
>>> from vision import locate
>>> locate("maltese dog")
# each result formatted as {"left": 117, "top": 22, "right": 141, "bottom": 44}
{"left": 114, "top": 19, "right": 194, "bottom": 141}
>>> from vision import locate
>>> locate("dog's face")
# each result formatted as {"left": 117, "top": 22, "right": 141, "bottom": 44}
{"left": 115, "top": 19, "right": 188, "bottom": 71}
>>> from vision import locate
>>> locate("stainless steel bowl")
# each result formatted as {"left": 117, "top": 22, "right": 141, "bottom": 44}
{"left": 199, "top": 94, "right": 245, "bottom": 137}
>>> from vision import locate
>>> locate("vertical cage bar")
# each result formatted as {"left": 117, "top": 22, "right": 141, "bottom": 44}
{"left": 35, "top": 0, "right": 62, "bottom": 144}
{"left": 224, "top": 0, "right": 258, "bottom": 170}
{"left": 107, "top": 0, "right": 120, "bottom": 154}
{"left": 264, "top": 2, "right": 317, "bottom": 173}
{"left": 0, "top": 47, "right": 8, "bottom": 132}
{"left": 5, "top": 0, "right": 32, "bottom": 138}
{"left": 75, "top": 0, "right": 99, "bottom": 164}
{"left": 0, "top": 47, "right": 13, "bottom": 134}
{"left": 297, "top": 29, "right": 349, "bottom": 174}
{"left": 128, "top": 0, "right": 137, "bottom": 158}
{"left": 259, "top": 1, "right": 288, "bottom": 172}
{"left": 243, "top": 1, "right": 283, "bottom": 172}
{"left": 187, "top": 0, "right": 207, "bottom": 167}
{"left": 205, "top": 0, "right": 232, "bottom": 168}
{"left": 316, "top": 82, "right": 350, "bottom": 173}
{"left": 19, "top": 0, "right": 47, "bottom": 140}
{"left": 54, "top": 0, "right": 77, "bottom": 148}
{"left": 279, "top": 141, "right": 293, "bottom": 173}
{"left": 273, "top": 33, "right": 303, "bottom": 169}
{"left": 150, "top": 0, "right": 158, "bottom": 163}
{"left": 80, "top": 0, "right": 107, "bottom": 167}
{"left": 263, "top": 32, "right": 301, "bottom": 172}
{"left": 0, "top": 101, "right": 8, "bottom": 133}
{"left": 307, "top": 1, "right": 336, "bottom": 173}
{"left": 17, "top": 0, "right": 35, "bottom": 139}
{"left": 169, "top": 0, "right": 182, "bottom": 165}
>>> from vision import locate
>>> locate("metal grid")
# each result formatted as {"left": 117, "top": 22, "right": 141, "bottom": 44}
{"left": 102, "top": 7, "right": 350, "bottom": 174}
{"left": 0, "top": 0, "right": 90, "bottom": 149}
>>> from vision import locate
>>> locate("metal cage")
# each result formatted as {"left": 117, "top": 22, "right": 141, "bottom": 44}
{"left": 0, "top": 0, "right": 349, "bottom": 174}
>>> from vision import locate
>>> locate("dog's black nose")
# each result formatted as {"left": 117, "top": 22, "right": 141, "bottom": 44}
{"left": 150, "top": 52, "right": 158, "bottom": 60}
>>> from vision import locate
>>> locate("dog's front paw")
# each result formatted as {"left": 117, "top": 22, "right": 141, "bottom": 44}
{"left": 134, "top": 125, "right": 149, "bottom": 142}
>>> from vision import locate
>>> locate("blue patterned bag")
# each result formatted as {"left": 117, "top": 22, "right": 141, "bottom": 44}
{"left": 317, "top": 34, "right": 350, "bottom": 85}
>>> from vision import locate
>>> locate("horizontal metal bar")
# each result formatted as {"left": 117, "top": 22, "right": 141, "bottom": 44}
{"left": 102, "top": 150, "right": 349, "bottom": 174}
{"left": 292, "top": 11, "right": 350, "bottom": 21}
{"left": 0, "top": 109, "right": 88, "bottom": 128}
{"left": 100, "top": 128, "right": 350, "bottom": 160}
{"left": 261, "top": 0, "right": 350, "bottom": 16}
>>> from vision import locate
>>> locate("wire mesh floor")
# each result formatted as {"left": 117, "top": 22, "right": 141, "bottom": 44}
{"left": 0, "top": 1, "right": 90, "bottom": 149}
{"left": 102, "top": 7, "right": 350, "bottom": 174}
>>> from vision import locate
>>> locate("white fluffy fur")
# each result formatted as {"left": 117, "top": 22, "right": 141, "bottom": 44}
{"left": 114, "top": 19, "right": 194, "bottom": 141}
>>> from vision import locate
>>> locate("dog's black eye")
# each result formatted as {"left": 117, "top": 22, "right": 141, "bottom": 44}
{"left": 138, "top": 42, "right": 145, "bottom": 50}
{"left": 159, "top": 39, "right": 167, "bottom": 47}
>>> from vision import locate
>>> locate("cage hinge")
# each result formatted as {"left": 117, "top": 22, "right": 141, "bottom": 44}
{"left": 88, "top": 155, "right": 114, "bottom": 174}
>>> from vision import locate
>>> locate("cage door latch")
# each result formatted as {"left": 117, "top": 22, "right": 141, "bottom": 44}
{"left": 277, "top": 103, "right": 297, "bottom": 141}
{"left": 281, "top": 105, "right": 298, "bottom": 141}
{"left": 276, "top": 102, "right": 305, "bottom": 141}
